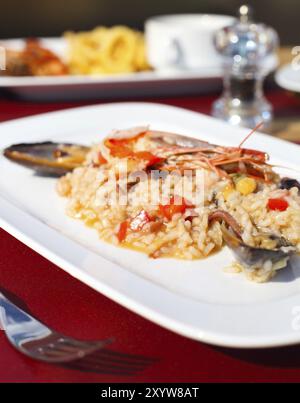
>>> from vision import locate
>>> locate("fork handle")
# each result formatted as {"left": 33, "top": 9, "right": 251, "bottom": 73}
{"left": 0, "top": 291, "right": 51, "bottom": 341}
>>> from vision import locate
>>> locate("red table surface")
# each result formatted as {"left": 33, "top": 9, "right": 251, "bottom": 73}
{"left": 1, "top": 89, "right": 300, "bottom": 383}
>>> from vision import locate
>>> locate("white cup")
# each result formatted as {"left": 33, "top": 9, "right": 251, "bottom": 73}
{"left": 145, "top": 14, "right": 235, "bottom": 71}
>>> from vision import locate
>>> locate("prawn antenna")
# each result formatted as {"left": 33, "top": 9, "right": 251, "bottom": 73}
{"left": 238, "top": 121, "right": 264, "bottom": 148}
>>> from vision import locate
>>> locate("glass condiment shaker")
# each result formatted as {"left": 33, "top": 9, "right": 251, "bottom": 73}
{"left": 212, "top": 5, "right": 279, "bottom": 128}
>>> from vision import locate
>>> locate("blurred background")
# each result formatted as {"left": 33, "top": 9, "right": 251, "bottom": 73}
{"left": 0, "top": 0, "right": 298, "bottom": 44}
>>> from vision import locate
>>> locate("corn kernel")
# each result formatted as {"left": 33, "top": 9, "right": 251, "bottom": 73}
{"left": 222, "top": 184, "right": 235, "bottom": 200}
{"left": 236, "top": 177, "right": 257, "bottom": 195}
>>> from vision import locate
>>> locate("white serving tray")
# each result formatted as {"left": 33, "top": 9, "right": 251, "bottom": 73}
{"left": 0, "top": 102, "right": 299, "bottom": 348}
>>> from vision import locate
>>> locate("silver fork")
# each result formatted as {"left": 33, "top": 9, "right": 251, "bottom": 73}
{"left": 0, "top": 290, "right": 113, "bottom": 363}
{"left": 0, "top": 289, "right": 157, "bottom": 375}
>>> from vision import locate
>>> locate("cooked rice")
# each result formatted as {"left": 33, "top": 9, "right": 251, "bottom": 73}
{"left": 56, "top": 129, "right": 300, "bottom": 283}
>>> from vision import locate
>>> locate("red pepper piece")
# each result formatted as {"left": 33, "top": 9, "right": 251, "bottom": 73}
{"left": 134, "top": 151, "right": 165, "bottom": 167}
{"left": 159, "top": 196, "right": 193, "bottom": 221}
{"left": 117, "top": 221, "right": 128, "bottom": 242}
{"left": 267, "top": 198, "right": 289, "bottom": 211}
{"left": 98, "top": 152, "right": 107, "bottom": 165}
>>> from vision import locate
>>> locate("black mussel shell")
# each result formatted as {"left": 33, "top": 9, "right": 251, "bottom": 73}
{"left": 280, "top": 177, "right": 300, "bottom": 191}
{"left": 221, "top": 224, "right": 295, "bottom": 268}
{"left": 4, "top": 142, "right": 89, "bottom": 177}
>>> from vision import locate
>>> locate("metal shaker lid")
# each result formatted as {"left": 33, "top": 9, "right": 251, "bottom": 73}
{"left": 214, "top": 4, "right": 278, "bottom": 68}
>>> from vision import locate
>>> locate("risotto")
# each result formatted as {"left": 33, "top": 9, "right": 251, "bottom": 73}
{"left": 56, "top": 127, "right": 300, "bottom": 283}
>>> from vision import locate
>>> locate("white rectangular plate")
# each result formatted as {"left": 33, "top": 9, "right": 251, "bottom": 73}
{"left": 0, "top": 38, "right": 222, "bottom": 101}
{"left": 1, "top": 102, "right": 300, "bottom": 348}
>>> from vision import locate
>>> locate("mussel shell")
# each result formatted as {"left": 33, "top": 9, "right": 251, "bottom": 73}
{"left": 280, "top": 177, "right": 300, "bottom": 191}
{"left": 4, "top": 142, "right": 89, "bottom": 177}
{"left": 221, "top": 224, "right": 295, "bottom": 268}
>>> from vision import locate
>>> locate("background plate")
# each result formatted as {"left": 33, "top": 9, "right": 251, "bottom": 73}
{"left": 276, "top": 63, "right": 300, "bottom": 93}
{"left": 0, "top": 38, "right": 223, "bottom": 101}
